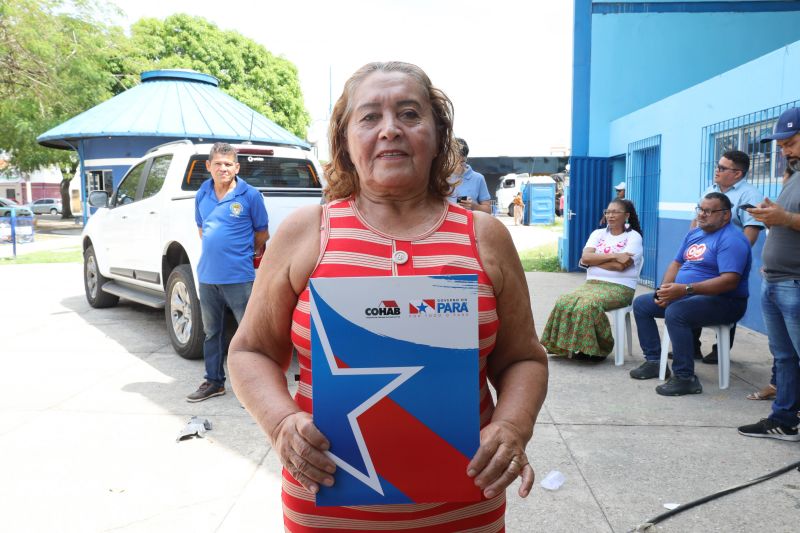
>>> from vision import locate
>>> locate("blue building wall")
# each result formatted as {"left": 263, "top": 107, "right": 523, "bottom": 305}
{"left": 572, "top": 0, "right": 800, "bottom": 157}
{"left": 589, "top": 10, "right": 800, "bottom": 155}
{"left": 607, "top": 38, "right": 800, "bottom": 333}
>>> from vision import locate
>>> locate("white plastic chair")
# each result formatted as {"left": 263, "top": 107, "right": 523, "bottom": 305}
{"left": 604, "top": 258, "right": 644, "bottom": 366}
{"left": 609, "top": 305, "right": 634, "bottom": 366}
{"left": 659, "top": 323, "right": 734, "bottom": 389}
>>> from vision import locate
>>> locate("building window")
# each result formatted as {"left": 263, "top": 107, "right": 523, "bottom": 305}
{"left": 702, "top": 100, "right": 798, "bottom": 199}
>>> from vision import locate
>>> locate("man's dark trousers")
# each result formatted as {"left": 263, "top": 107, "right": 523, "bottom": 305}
{"left": 633, "top": 294, "right": 747, "bottom": 378}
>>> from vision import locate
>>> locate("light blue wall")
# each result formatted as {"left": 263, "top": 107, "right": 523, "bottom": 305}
{"left": 607, "top": 38, "right": 800, "bottom": 332}
{"left": 587, "top": 10, "right": 800, "bottom": 155}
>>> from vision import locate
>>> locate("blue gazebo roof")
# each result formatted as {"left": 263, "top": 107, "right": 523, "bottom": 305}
{"left": 37, "top": 69, "right": 309, "bottom": 149}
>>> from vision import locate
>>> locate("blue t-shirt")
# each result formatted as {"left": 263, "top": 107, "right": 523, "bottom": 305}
{"left": 674, "top": 223, "right": 751, "bottom": 298}
{"left": 448, "top": 165, "right": 491, "bottom": 203}
{"left": 195, "top": 177, "right": 269, "bottom": 284}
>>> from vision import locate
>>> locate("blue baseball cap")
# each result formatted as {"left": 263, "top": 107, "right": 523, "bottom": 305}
{"left": 761, "top": 107, "right": 800, "bottom": 143}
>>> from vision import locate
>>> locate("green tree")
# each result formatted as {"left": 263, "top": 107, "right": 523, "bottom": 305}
{"left": 0, "top": 0, "right": 123, "bottom": 218}
{"left": 118, "top": 14, "right": 310, "bottom": 139}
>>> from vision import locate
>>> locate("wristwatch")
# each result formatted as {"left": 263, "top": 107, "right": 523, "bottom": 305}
{"left": 685, "top": 284, "right": 694, "bottom": 295}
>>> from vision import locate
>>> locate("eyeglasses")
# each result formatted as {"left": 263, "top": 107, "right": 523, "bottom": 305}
{"left": 603, "top": 210, "right": 625, "bottom": 216}
{"left": 715, "top": 164, "right": 742, "bottom": 173}
{"left": 695, "top": 207, "right": 730, "bottom": 216}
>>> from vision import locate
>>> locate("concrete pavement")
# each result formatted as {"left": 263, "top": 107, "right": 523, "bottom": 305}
{"left": 1, "top": 227, "right": 799, "bottom": 532}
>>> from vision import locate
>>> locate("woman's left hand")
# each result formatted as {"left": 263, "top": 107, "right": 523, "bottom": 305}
{"left": 467, "top": 420, "right": 535, "bottom": 499}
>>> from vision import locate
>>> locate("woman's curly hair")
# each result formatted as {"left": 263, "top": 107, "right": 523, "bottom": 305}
{"left": 324, "top": 61, "right": 460, "bottom": 201}
{"left": 610, "top": 198, "right": 643, "bottom": 237}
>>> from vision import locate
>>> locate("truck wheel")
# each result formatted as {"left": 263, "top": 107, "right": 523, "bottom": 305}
{"left": 508, "top": 204, "right": 514, "bottom": 217}
{"left": 165, "top": 264, "right": 204, "bottom": 360}
{"left": 84, "top": 245, "right": 119, "bottom": 308}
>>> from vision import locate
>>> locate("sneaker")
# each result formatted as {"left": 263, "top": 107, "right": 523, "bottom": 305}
{"left": 738, "top": 418, "right": 800, "bottom": 441}
{"left": 656, "top": 375, "right": 702, "bottom": 396}
{"left": 702, "top": 345, "right": 718, "bottom": 365}
{"left": 186, "top": 381, "right": 225, "bottom": 403}
{"left": 630, "top": 361, "right": 669, "bottom": 380}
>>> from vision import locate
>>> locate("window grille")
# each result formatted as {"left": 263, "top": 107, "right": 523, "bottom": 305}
{"left": 701, "top": 99, "right": 800, "bottom": 199}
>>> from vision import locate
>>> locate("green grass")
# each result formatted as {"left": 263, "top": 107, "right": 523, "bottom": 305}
{"left": 0, "top": 246, "right": 82, "bottom": 265}
{"left": 519, "top": 242, "right": 561, "bottom": 272}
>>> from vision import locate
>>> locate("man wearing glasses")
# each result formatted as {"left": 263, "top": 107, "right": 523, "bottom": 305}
{"left": 629, "top": 192, "right": 751, "bottom": 396}
{"left": 689, "top": 150, "right": 764, "bottom": 365}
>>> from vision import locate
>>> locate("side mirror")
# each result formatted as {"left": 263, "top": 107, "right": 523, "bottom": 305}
{"left": 88, "top": 190, "right": 109, "bottom": 208}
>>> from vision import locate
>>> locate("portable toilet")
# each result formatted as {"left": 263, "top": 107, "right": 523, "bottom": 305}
{"left": 522, "top": 176, "right": 556, "bottom": 225}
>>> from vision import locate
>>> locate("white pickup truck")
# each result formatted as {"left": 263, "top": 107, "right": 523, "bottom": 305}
{"left": 82, "top": 140, "right": 323, "bottom": 359}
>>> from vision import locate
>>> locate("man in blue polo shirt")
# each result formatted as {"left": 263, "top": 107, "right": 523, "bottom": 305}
{"left": 448, "top": 138, "right": 491, "bottom": 213}
{"left": 629, "top": 192, "right": 751, "bottom": 396}
{"left": 188, "top": 142, "right": 269, "bottom": 402}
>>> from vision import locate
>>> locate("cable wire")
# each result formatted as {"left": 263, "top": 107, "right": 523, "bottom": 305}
{"left": 629, "top": 459, "right": 800, "bottom": 532}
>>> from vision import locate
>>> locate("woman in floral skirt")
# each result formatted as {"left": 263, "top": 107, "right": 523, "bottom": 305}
{"left": 541, "top": 198, "right": 643, "bottom": 361}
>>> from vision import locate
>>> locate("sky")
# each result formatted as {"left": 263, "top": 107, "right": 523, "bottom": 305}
{"left": 109, "top": 0, "right": 574, "bottom": 158}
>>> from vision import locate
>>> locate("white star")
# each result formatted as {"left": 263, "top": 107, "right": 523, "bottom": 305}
{"left": 310, "top": 297, "right": 423, "bottom": 495}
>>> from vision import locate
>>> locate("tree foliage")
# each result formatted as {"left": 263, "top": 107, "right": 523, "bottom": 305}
{"left": 0, "top": 0, "right": 122, "bottom": 172}
{"left": 118, "top": 14, "right": 310, "bottom": 138}
{"left": 0, "top": 4, "right": 310, "bottom": 220}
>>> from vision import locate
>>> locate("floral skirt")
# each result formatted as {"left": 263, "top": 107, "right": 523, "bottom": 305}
{"left": 540, "top": 280, "right": 635, "bottom": 358}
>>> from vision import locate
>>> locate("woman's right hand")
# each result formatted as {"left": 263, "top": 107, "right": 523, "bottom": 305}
{"left": 271, "top": 411, "right": 337, "bottom": 494}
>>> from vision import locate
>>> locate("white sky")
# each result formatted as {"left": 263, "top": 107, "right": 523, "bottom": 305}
{"left": 109, "top": 0, "right": 573, "bottom": 158}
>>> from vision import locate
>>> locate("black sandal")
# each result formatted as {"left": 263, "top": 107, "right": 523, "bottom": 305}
{"left": 571, "top": 352, "right": 608, "bottom": 362}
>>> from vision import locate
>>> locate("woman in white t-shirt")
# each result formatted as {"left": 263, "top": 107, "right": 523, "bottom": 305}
{"left": 541, "top": 199, "right": 644, "bottom": 361}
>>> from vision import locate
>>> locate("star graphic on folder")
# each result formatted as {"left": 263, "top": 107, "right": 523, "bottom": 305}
{"left": 310, "top": 286, "right": 422, "bottom": 496}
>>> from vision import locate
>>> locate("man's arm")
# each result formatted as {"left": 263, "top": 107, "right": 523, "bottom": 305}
{"left": 197, "top": 227, "right": 203, "bottom": 239}
{"left": 254, "top": 229, "right": 269, "bottom": 256}
{"left": 473, "top": 200, "right": 492, "bottom": 214}
{"left": 743, "top": 225, "right": 761, "bottom": 246}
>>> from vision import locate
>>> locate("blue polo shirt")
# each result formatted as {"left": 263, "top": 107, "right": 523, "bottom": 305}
{"left": 448, "top": 164, "right": 491, "bottom": 203}
{"left": 701, "top": 180, "right": 765, "bottom": 231}
{"left": 674, "top": 223, "right": 751, "bottom": 298}
{"left": 195, "top": 177, "right": 268, "bottom": 284}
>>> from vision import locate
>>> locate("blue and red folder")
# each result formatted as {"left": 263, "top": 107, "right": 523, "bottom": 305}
{"left": 309, "top": 274, "right": 481, "bottom": 506}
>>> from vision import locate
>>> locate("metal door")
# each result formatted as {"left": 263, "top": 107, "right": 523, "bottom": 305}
{"left": 562, "top": 157, "right": 612, "bottom": 271}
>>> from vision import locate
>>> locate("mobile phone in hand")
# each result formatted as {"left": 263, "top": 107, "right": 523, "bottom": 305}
{"left": 737, "top": 203, "right": 756, "bottom": 210}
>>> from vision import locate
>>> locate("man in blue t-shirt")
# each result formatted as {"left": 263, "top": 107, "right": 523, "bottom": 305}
{"left": 629, "top": 192, "right": 752, "bottom": 396}
{"left": 448, "top": 138, "right": 491, "bottom": 213}
{"left": 187, "top": 143, "right": 269, "bottom": 402}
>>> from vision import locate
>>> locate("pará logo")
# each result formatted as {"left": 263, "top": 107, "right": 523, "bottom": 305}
{"left": 229, "top": 202, "right": 243, "bottom": 217}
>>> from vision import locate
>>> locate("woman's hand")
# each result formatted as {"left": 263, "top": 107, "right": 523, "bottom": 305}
{"left": 467, "top": 420, "right": 535, "bottom": 499}
{"left": 271, "top": 411, "right": 337, "bottom": 494}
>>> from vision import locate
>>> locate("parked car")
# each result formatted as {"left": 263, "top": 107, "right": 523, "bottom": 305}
{"left": 82, "top": 140, "right": 324, "bottom": 360}
{"left": 29, "top": 197, "right": 63, "bottom": 215}
{"left": 0, "top": 198, "right": 34, "bottom": 217}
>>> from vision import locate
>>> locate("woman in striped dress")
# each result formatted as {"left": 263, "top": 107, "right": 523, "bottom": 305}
{"left": 229, "top": 61, "right": 549, "bottom": 532}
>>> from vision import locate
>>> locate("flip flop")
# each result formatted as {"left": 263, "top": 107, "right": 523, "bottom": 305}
{"left": 746, "top": 384, "right": 776, "bottom": 401}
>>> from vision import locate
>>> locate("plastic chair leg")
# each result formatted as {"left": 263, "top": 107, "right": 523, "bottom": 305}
{"left": 659, "top": 328, "right": 671, "bottom": 381}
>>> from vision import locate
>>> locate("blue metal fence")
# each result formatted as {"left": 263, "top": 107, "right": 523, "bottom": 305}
{"left": 627, "top": 135, "right": 661, "bottom": 288}
{"left": 701, "top": 99, "right": 800, "bottom": 199}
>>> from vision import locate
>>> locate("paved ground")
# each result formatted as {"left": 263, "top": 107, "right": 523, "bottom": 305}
{"left": 1, "top": 218, "right": 799, "bottom": 532}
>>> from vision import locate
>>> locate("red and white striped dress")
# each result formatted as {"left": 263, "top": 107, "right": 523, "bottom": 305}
{"left": 287, "top": 198, "right": 503, "bottom": 532}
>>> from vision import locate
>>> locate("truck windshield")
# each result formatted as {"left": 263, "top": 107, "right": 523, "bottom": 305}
{"left": 182, "top": 155, "right": 320, "bottom": 191}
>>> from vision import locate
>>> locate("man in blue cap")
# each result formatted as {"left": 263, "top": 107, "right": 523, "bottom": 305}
{"left": 738, "top": 107, "right": 800, "bottom": 440}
